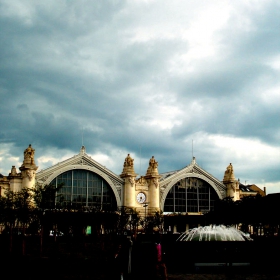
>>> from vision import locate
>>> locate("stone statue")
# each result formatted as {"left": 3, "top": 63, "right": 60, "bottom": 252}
{"left": 223, "top": 163, "right": 235, "bottom": 182}
{"left": 24, "top": 144, "right": 35, "bottom": 165}
{"left": 146, "top": 156, "right": 159, "bottom": 175}
{"left": 120, "top": 153, "right": 136, "bottom": 177}
{"left": 226, "top": 163, "right": 233, "bottom": 174}
{"left": 124, "top": 154, "right": 134, "bottom": 167}
{"left": 149, "top": 156, "right": 158, "bottom": 169}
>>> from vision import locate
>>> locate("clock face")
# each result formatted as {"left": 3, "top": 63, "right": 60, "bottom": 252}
{"left": 136, "top": 192, "right": 146, "bottom": 204}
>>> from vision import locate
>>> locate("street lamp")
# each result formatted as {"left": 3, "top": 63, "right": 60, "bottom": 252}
{"left": 143, "top": 203, "right": 149, "bottom": 219}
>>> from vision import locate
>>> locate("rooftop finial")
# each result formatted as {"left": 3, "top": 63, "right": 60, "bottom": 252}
{"left": 191, "top": 156, "right": 196, "bottom": 164}
{"left": 80, "top": 145, "right": 86, "bottom": 154}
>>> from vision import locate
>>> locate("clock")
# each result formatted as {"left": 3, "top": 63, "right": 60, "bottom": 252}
{"left": 136, "top": 192, "right": 146, "bottom": 203}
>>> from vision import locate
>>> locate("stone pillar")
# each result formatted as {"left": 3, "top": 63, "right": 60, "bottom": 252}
{"left": 19, "top": 144, "right": 38, "bottom": 189}
{"left": 144, "top": 156, "right": 161, "bottom": 215}
{"left": 120, "top": 154, "right": 137, "bottom": 208}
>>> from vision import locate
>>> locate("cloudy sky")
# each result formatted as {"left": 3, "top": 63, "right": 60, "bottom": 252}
{"left": 0, "top": 0, "right": 279, "bottom": 194}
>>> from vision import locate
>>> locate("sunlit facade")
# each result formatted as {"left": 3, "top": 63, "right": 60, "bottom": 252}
{"left": 0, "top": 145, "right": 266, "bottom": 220}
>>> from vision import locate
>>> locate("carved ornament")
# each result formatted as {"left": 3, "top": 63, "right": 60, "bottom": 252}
{"left": 129, "top": 177, "right": 135, "bottom": 187}
{"left": 26, "top": 170, "right": 35, "bottom": 181}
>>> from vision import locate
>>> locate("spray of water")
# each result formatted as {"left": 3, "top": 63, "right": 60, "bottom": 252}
{"left": 177, "top": 225, "right": 253, "bottom": 241}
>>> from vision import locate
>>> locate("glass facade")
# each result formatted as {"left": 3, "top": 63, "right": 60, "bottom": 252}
{"left": 50, "top": 169, "right": 117, "bottom": 210}
{"left": 164, "top": 177, "right": 219, "bottom": 213}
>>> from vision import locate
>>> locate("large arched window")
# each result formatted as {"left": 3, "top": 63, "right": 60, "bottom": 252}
{"left": 164, "top": 177, "right": 219, "bottom": 213}
{"left": 50, "top": 169, "right": 117, "bottom": 210}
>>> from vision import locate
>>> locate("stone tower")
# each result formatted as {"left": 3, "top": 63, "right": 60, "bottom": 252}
{"left": 120, "top": 154, "right": 137, "bottom": 208}
{"left": 120, "top": 154, "right": 161, "bottom": 217}
{"left": 19, "top": 144, "right": 38, "bottom": 190}
{"left": 144, "top": 156, "right": 161, "bottom": 215}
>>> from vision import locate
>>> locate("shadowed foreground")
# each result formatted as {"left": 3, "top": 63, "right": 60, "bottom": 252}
{"left": 2, "top": 255, "right": 280, "bottom": 280}
{"left": 1, "top": 234, "right": 280, "bottom": 280}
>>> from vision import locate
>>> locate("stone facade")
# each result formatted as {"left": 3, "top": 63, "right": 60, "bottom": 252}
{"left": 120, "top": 154, "right": 161, "bottom": 216}
{"left": 0, "top": 144, "right": 38, "bottom": 194}
{"left": 0, "top": 145, "right": 266, "bottom": 217}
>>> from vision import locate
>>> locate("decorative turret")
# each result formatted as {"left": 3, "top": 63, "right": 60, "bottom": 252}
{"left": 9, "top": 166, "right": 19, "bottom": 177}
{"left": 120, "top": 154, "right": 137, "bottom": 208}
{"left": 7, "top": 165, "right": 22, "bottom": 192}
{"left": 144, "top": 156, "right": 161, "bottom": 214}
{"left": 19, "top": 144, "right": 38, "bottom": 189}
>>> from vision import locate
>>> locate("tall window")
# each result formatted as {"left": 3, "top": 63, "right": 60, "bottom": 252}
{"left": 50, "top": 169, "right": 117, "bottom": 210}
{"left": 164, "top": 177, "right": 218, "bottom": 213}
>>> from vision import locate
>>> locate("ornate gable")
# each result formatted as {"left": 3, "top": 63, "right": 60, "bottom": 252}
{"left": 36, "top": 147, "right": 124, "bottom": 200}
{"left": 159, "top": 157, "right": 227, "bottom": 208}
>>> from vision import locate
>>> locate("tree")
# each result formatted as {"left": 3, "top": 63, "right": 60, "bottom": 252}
{"left": 30, "top": 182, "right": 64, "bottom": 253}
{"left": 0, "top": 188, "right": 17, "bottom": 254}
{"left": 205, "top": 196, "right": 238, "bottom": 226}
{"left": 32, "top": 182, "right": 64, "bottom": 210}
{"left": 139, "top": 211, "right": 164, "bottom": 234}
{"left": 14, "top": 188, "right": 35, "bottom": 255}
{"left": 115, "top": 207, "right": 139, "bottom": 235}
{"left": 0, "top": 187, "right": 35, "bottom": 255}
{"left": 153, "top": 211, "right": 164, "bottom": 232}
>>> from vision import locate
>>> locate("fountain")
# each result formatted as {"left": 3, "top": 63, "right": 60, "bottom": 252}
{"left": 177, "top": 225, "right": 253, "bottom": 242}
{"left": 169, "top": 225, "right": 253, "bottom": 271}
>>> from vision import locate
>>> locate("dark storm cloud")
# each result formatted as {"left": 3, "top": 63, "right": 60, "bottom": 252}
{"left": 0, "top": 1, "right": 279, "bottom": 193}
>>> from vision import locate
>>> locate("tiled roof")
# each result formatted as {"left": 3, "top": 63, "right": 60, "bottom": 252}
{"left": 239, "top": 183, "right": 255, "bottom": 192}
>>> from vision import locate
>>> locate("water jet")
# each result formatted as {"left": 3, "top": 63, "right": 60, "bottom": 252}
{"left": 177, "top": 225, "right": 253, "bottom": 242}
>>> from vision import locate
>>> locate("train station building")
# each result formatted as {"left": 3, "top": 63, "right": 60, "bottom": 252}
{"left": 0, "top": 144, "right": 266, "bottom": 219}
